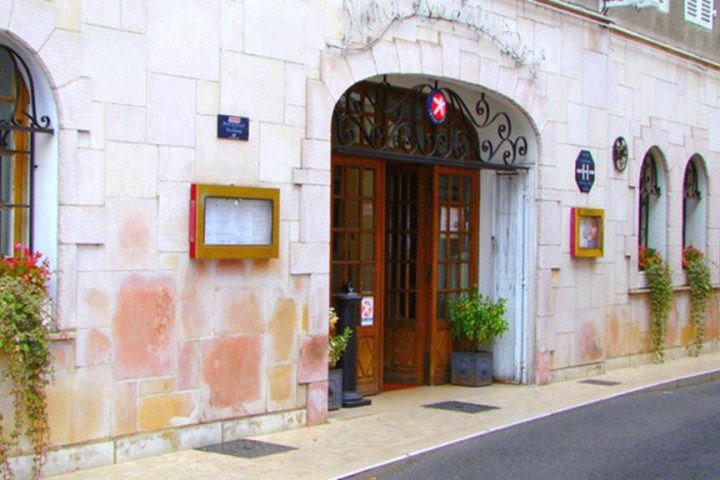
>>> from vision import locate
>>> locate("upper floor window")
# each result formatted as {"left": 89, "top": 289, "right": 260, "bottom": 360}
{"left": 685, "top": 0, "right": 715, "bottom": 29}
{"left": 638, "top": 148, "right": 667, "bottom": 257}
{"left": 0, "top": 44, "right": 54, "bottom": 258}
{"left": 602, "top": 0, "right": 669, "bottom": 13}
{"left": 683, "top": 155, "right": 707, "bottom": 251}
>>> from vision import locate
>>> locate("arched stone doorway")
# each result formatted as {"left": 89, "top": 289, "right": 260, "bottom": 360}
{"left": 328, "top": 75, "right": 537, "bottom": 395}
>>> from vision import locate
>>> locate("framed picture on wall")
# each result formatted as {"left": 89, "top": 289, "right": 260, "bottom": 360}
{"left": 571, "top": 208, "right": 604, "bottom": 258}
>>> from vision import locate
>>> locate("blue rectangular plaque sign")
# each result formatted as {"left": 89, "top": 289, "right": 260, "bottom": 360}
{"left": 217, "top": 115, "right": 249, "bottom": 141}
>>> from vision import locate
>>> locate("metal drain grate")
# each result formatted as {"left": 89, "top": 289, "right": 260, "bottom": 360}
{"left": 197, "top": 438, "right": 296, "bottom": 459}
{"left": 423, "top": 400, "right": 499, "bottom": 414}
{"left": 579, "top": 379, "right": 621, "bottom": 387}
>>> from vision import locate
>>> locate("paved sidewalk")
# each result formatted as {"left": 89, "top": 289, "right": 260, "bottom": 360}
{"left": 49, "top": 352, "right": 720, "bottom": 480}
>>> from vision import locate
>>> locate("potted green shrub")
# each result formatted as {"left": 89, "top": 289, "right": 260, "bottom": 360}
{"left": 328, "top": 308, "right": 351, "bottom": 410}
{"left": 682, "top": 246, "right": 712, "bottom": 357}
{"left": 638, "top": 244, "right": 672, "bottom": 363}
{"left": 448, "top": 289, "right": 508, "bottom": 387}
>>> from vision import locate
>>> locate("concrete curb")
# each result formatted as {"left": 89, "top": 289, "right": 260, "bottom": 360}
{"left": 642, "top": 369, "right": 720, "bottom": 392}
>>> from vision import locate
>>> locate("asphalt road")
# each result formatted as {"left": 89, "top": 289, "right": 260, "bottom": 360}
{"left": 346, "top": 379, "right": 720, "bottom": 480}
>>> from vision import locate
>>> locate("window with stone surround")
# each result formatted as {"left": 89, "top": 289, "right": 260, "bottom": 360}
{"left": 638, "top": 148, "right": 667, "bottom": 259}
{"left": 0, "top": 46, "right": 32, "bottom": 255}
{"left": 682, "top": 155, "right": 707, "bottom": 252}
{"left": 0, "top": 39, "right": 57, "bottom": 289}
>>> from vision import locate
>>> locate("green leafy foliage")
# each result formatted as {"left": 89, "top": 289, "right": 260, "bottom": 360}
{"left": 644, "top": 258, "right": 672, "bottom": 363}
{"left": 448, "top": 289, "right": 508, "bottom": 352}
{"left": 683, "top": 247, "right": 713, "bottom": 357}
{"left": 329, "top": 327, "right": 352, "bottom": 368}
{"left": 328, "top": 307, "right": 352, "bottom": 368}
{"left": 0, "top": 245, "right": 53, "bottom": 480}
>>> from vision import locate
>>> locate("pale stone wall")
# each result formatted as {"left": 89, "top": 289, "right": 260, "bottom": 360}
{"left": 1, "top": 0, "right": 329, "bottom": 475}
{"left": 1, "top": 0, "right": 720, "bottom": 476}
{"left": 529, "top": 19, "right": 720, "bottom": 382}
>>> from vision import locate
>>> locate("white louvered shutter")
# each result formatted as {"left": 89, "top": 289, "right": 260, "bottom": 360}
{"left": 686, "top": 0, "right": 715, "bottom": 29}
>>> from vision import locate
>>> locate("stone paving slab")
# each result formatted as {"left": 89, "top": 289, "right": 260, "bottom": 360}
{"left": 49, "top": 352, "right": 720, "bottom": 480}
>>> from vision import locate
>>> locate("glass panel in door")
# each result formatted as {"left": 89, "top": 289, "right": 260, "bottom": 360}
{"left": 430, "top": 168, "right": 478, "bottom": 384}
{"left": 383, "top": 166, "right": 428, "bottom": 386}
{"left": 331, "top": 158, "right": 383, "bottom": 396}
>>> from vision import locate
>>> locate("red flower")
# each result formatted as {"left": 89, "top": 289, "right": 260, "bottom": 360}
{"left": 638, "top": 244, "right": 663, "bottom": 271}
{"left": 682, "top": 245, "right": 704, "bottom": 270}
{"left": 0, "top": 244, "right": 51, "bottom": 290}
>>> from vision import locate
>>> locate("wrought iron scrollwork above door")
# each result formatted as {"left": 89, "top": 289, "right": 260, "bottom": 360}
{"left": 332, "top": 77, "right": 528, "bottom": 170}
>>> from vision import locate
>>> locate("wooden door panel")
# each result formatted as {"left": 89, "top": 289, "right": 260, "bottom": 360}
{"left": 429, "top": 167, "right": 479, "bottom": 385}
{"left": 383, "top": 166, "right": 428, "bottom": 385}
{"left": 331, "top": 157, "right": 384, "bottom": 396}
{"left": 432, "top": 328, "right": 452, "bottom": 385}
{"left": 357, "top": 336, "right": 378, "bottom": 394}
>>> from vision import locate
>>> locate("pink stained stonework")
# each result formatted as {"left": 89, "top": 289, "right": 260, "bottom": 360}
{"left": 200, "top": 336, "right": 263, "bottom": 421}
{"left": 578, "top": 321, "right": 603, "bottom": 363}
{"left": 113, "top": 275, "right": 176, "bottom": 380}
{"left": 179, "top": 261, "right": 213, "bottom": 340}
{"left": 178, "top": 340, "right": 201, "bottom": 390}
{"left": 535, "top": 350, "right": 552, "bottom": 385}
{"left": 306, "top": 381, "right": 328, "bottom": 425}
{"left": 76, "top": 328, "right": 112, "bottom": 367}
{"left": 298, "top": 335, "right": 329, "bottom": 384}
{"left": 215, "top": 288, "right": 265, "bottom": 335}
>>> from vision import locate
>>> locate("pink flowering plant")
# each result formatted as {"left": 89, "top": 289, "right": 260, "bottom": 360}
{"left": 0, "top": 244, "right": 53, "bottom": 480}
{"left": 638, "top": 244, "right": 663, "bottom": 271}
{"left": 0, "top": 244, "right": 51, "bottom": 290}
{"left": 682, "top": 245, "right": 704, "bottom": 269}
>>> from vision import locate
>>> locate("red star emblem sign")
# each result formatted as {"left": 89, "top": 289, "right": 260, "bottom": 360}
{"left": 427, "top": 90, "right": 447, "bottom": 124}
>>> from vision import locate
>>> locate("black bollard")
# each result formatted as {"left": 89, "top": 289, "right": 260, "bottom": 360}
{"left": 332, "top": 283, "right": 371, "bottom": 408}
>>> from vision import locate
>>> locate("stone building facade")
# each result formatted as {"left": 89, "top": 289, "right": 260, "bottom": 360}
{"left": 0, "top": 0, "right": 719, "bottom": 476}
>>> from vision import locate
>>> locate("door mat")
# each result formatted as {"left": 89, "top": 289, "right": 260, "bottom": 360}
{"left": 196, "top": 438, "right": 296, "bottom": 459}
{"left": 422, "top": 400, "right": 499, "bottom": 414}
{"left": 578, "top": 379, "right": 621, "bottom": 387}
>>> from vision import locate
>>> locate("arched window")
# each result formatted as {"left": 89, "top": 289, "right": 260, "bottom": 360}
{"left": 638, "top": 148, "right": 667, "bottom": 256}
{"left": 682, "top": 155, "right": 707, "bottom": 251}
{"left": 0, "top": 43, "right": 54, "bottom": 257}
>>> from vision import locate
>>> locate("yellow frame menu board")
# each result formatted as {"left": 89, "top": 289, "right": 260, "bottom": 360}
{"left": 571, "top": 207, "right": 604, "bottom": 258}
{"left": 190, "top": 184, "right": 279, "bottom": 259}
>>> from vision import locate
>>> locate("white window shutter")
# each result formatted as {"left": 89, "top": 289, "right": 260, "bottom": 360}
{"left": 603, "top": 0, "right": 635, "bottom": 7}
{"left": 699, "top": 0, "right": 714, "bottom": 24}
{"left": 686, "top": 0, "right": 714, "bottom": 28}
{"left": 602, "top": 0, "right": 669, "bottom": 10}
{"left": 655, "top": 0, "right": 670, "bottom": 11}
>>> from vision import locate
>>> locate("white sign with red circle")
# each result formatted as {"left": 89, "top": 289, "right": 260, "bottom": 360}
{"left": 361, "top": 297, "right": 374, "bottom": 326}
{"left": 427, "top": 89, "right": 448, "bottom": 124}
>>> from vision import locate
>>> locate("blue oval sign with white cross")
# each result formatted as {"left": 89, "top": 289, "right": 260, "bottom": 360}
{"left": 426, "top": 89, "right": 448, "bottom": 125}
{"left": 575, "top": 150, "right": 595, "bottom": 193}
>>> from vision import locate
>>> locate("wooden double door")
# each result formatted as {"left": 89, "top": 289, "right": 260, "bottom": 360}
{"left": 331, "top": 156, "right": 478, "bottom": 396}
